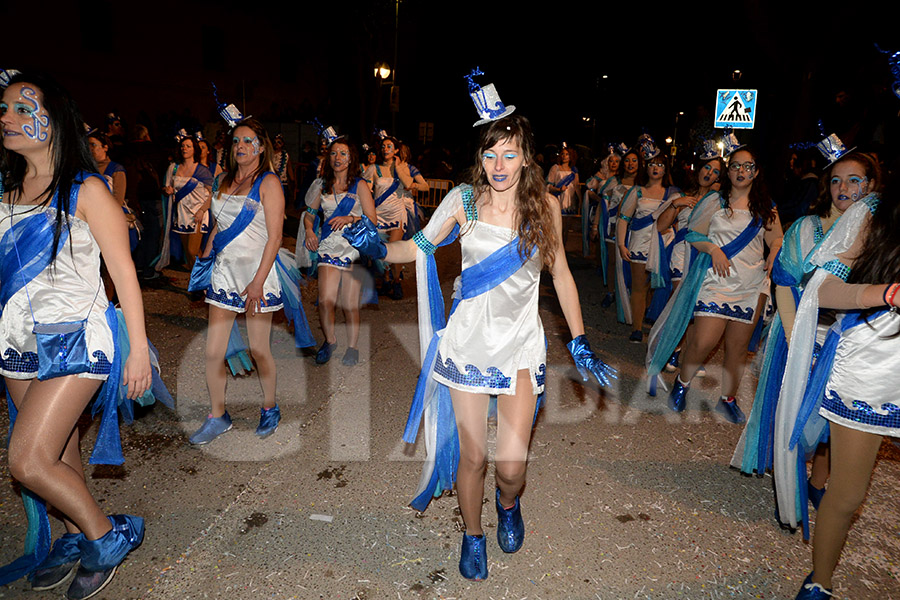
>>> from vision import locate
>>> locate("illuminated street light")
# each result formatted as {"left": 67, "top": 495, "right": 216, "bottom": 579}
{"left": 374, "top": 62, "right": 391, "bottom": 80}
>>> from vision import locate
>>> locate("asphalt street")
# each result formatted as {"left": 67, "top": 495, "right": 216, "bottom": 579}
{"left": 1, "top": 221, "right": 898, "bottom": 600}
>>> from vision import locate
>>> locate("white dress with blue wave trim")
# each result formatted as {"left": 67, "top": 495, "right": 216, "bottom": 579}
{"left": 621, "top": 187, "right": 670, "bottom": 264}
{"left": 205, "top": 178, "right": 283, "bottom": 313}
{"left": 0, "top": 204, "right": 114, "bottom": 380}
{"left": 364, "top": 164, "right": 407, "bottom": 232}
{"left": 820, "top": 310, "right": 900, "bottom": 437}
{"left": 694, "top": 208, "right": 766, "bottom": 323}
{"left": 306, "top": 179, "right": 362, "bottom": 271}
{"left": 432, "top": 221, "right": 545, "bottom": 396}
{"left": 166, "top": 163, "right": 211, "bottom": 234}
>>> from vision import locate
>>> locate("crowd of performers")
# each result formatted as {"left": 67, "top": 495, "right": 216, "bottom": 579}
{"left": 1, "top": 61, "right": 899, "bottom": 600}
{"left": 582, "top": 120, "right": 897, "bottom": 598}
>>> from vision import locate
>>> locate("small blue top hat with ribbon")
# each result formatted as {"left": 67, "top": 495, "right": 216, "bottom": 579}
{"left": 816, "top": 133, "right": 855, "bottom": 166}
{"left": 722, "top": 127, "right": 745, "bottom": 157}
{"left": 212, "top": 82, "right": 250, "bottom": 129}
{"left": 0, "top": 68, "right": 21, "bottom": 89}
{"left": 465, "top": 67, "right": 516, "bottom": 127}
{"left": 699, "top": 138, "right": 719, "bottom": 160}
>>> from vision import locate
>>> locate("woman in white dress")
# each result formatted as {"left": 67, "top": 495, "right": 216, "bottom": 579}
{"left": 598, "top": 148, "right": 639, "bottom": 310}
{"left": 0, "top": 71, "right": 150, "bottom": 598}
{"left": 344, "top": 114, "right": 614, "bottom": 581}
{"left": 616, "top": 149, "right": 684, "bottom": 341}
{"left": 189, "top": 119, "right": 288, "bottom": 444}
{"left": 362, "top": 136, "right": 417, "bottom": 299}
{"left": 787, "top": 179, "right": 900, "bottom": 599}
{"left": 547, "top": 146, "right": 579, "bottom": 214}
{"left": 668, "top": 147, "right": 782, "bottom": 423}
{"left": 161, "top": 134, "right": 212, "bottom": 270}
{"left": 301, "top": 137, "right": 376, "bottom": 366}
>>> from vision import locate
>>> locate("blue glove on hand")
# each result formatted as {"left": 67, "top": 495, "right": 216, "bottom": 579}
{"left": 567, "top": 334, "right": 617, "bottom": 388}
{"left": 342, "top": 215, "right": 387, "bottom": 259}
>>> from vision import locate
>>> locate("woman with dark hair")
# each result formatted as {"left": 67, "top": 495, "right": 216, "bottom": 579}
{"left": 585, "top": 145, "right": 621, "bottom": 266}
{"left": 615, "top": 144, "right": 685, "bottom": 342}
{"left": 88, "top": 129, "right": 138, "bottom": 254}
{"left": 397, "top": 142, "right": 427, "bottom": 238}
{"left": 189, "top": 117, "right": 313, "bottom": 444}
{"left": 651, "top": 147, "right": 783, "bottom": 423}
{"left": 597, "top": 148, "right": 639, "bottom": 310}
{"left": 362, "top": 135, "right": 416, "bottom": 299}
{"left": 0, "top": 72, "right": 150, "bottom": 598}
{"left": 344, "top": 111, "right": 614, "bottom": 581}
{"left": 159, "top": 132, "right": 213, "bottom": 271}
{"left": 298, "top": 137, "right": 376, "bottom": 366}
{"left": 547, "top": 145, "right": 579, "bottom": 214}
{"left": 735, "top": 143, "right": 880, "bottom": 537}
{"left": 197, "top": 134, "right": 223, "bottom": 180}
{"left": 771, "top": 176, "right": 898, "bottom": 599}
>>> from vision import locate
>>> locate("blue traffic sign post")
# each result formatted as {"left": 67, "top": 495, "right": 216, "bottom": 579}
{"left": 715, "top": 89, "right": 757, "bottom": 129}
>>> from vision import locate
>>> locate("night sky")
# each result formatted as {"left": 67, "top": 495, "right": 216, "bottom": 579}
{"left": 5, "top": 1, "right": 899, "bottom": 169}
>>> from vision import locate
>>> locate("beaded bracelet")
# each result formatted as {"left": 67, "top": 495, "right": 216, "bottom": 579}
{"left": 619, "top": 214, "right": 632, "bottom": 223}
{"left": 413, "top": 231, "right": 437, "bottom": 255}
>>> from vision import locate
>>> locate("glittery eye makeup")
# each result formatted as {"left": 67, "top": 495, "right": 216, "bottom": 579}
{"left": 482, "top": 152, "right": 496, "bottom": 161}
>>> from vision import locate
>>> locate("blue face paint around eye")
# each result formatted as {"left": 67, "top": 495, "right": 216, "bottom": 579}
{"left": 19, "top": 87, "right": 49, "bottom": 142}
{"left": 482, "top": 152, "right": 496, "bottom": 161}
{"left": 503, "top": 154, "right": 517, "bottom": 160}
{"left": 250, "top": 137, "right": 261, "bottom": 155}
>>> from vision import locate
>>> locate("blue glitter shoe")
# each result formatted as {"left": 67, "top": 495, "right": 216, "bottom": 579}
{"left": 67, "top": 515, "right": 144, "bottom": 600}
{"left": 256, "top": 405, "right": 281, "bottom": 438}
{"left": 716, "top": 396, "right": 746, "bottom": 424}
{"left": 600, "top": 292, "right": 614, "bottom": 308}
{"left": 459, "top": 533, "right": 487, "bottom": 581}
{"left": 189, "top": 412, "right": 232, "bottom": 445}
{"left": 315, "top": 341, "right": 337, "bottom": 364}
{"left": 807, "top": 480, "right": 826, "bottom": 510}
{"left": 628, "top": 330, "right": 643, "bottom": 343}
{"left": 495, "top": 488, "right": 524, "bottom": 553}
{"left": 668, "top": 378, "right": 689, "bottom": 412}
{"left": 795, "top": 573, "right": 833, "bottom": 599}
{"left": 665, "top": 350, "right": 680, "bottom": 372}
{"left": 31, "top": 532, "right": 83, "bottom": 591}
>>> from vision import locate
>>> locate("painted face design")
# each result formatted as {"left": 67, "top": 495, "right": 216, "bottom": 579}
{"left": 699, "top": 162, "right": 721, "bottom": 186}
{"left": 482, "top": 138, "right": 526, "bottom": 192}
{"left": 329, "top": 144, "right": 350, "bottom": 170}
{"left": 14, "top": 86, "right": 50, "bottom": 142}
{"left": 232, "top": 134, "right": 261, "bottom": 157}
{"left": 829, "top": 160, "right": 868, "bottom": 210}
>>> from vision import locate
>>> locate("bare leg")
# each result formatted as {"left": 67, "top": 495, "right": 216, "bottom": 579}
{"left": 495, "top": 370, "right": 538, "bottom": 508}
{"left": 810, "top": 444, "right": 830, "bottom": 489}
{"left": 629, "top": 263, "right": 651, "bottom": 331}
{"left": 245, "top": 311, "right": 276, "bottom": 409}
{"left": 810, "top": 423, "right": 883, "bottom": 588}
{"left": 449, "top": 389, "right": 490, "bottom": 536}
{"left": 317, "top": 266, "right": 340, "bottom": 345}
{"left": 679, "top": 315, "right": 726, "bottom": 383}
{"left": 206, "top": 305, "right": 238, "bottom": 417}
{"left": 720, "top": 319, "right": 758, "bottom": 397}
{"left": 388, "top": 228, "right": 404, "bottom": 283}
{"left": 606, "top": 241, "right": 616, "bottom": 293}
{"left": 339, "top": 268, "right": 363, "bottom": 349}
{"left": 6, "top": 376, "right": 112, "bottom": 540}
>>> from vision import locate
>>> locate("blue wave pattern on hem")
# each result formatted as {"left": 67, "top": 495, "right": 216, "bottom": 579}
{"left": 377, "top": 220, "right": 401, "bottom": 230}
{"left": 433, "top": 351, "right": 512, "bottom": 390}
{"left": 535, "top": 364, "right": 546, "bottom": 387}
{"left": 0, "top": 348, "right": 111, "bottom": 375}
{"left": 671, "top": 268, "right": 683, "bottom": 279}
{"left": 694, "top": 300, "right": 754, "bottom": 321}
{"left": 629, "top": 251, "right": 648, "bottom": 262}
{"left": 319, "top": 253, "right": 353, "bottom": 269}
{"left": 822, "top": 389, "right": 900, "bottom": 430}
{"left": 264, "top": 292, "right": 284, "bottom": 308}
{"left": 172, "top": 223, "right": 210, "bottom": 234}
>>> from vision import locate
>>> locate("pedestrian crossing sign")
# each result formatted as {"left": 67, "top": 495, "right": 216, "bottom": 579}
{"left": 715, "top": 89, "right": 757, "bottom": 129}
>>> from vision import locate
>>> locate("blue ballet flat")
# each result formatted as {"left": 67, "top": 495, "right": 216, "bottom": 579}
{"left": 459, "top": 533, "right": 487, "bottom": 581}
{"left": 31, "top": 532, "right": 84, "bottom": 591}
{"left": 256, "top": 405, "right": 281, "bottom": 438}
{"left": 495, "top": 488, "right": 524, "bottom": 553}
{"left": 315, "top": 341, "right": 337, "bottom": 365}
{"left": 716, "top": 397, "right": 746, "bottom": 424}
{"left": 628, "top": 330, "right": 643, "bottom": 343}
{"left": 668, "top": 379, "right": 689, "bottom": 412}
{"left": 795, "top": 572, "right": 833, "bottom": 599}
{"left": 600, "top": 292, "right": 614, "bottom": 308}
{"left": 807, "top": 480, "right": 826, "bottom": 510}
{"left": 68, "top": 515, "right": 144, "bottom": 600}
{"left": 665, "top": 350, "right": 680, "bottom": 372}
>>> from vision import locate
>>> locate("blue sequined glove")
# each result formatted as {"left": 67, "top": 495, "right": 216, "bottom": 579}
{"left": 566, "top": 334, "right": 617, "bottom": 388}
{"left": 342, "top": 215, "right": 387, "bottom": 259}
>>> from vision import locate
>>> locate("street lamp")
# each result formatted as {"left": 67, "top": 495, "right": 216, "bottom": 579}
{"left": 374, "top": 62, "right": 391, "bottom": 80}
